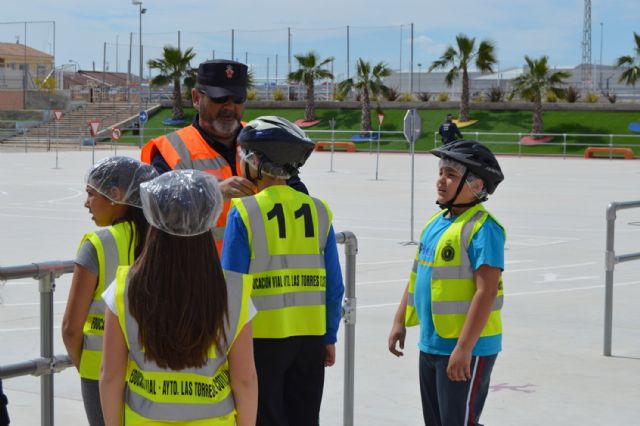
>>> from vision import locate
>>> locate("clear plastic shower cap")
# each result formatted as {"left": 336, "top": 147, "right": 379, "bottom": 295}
{"left": 85, "top": 156, "right": 158, "bottom": 208}
{"left": 139, "top": 170, "right": 223, "bottom": 237}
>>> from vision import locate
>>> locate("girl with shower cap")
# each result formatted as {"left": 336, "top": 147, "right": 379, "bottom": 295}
{"left": 62, "top": 156, "right": 157, "bottom": 426}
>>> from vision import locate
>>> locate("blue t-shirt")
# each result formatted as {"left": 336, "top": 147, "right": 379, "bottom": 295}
{"left": 414, "top": 211, "right": 505, "bottom": 356}
{"left": 221, "top": 199, "right": 344, "bottom": 344}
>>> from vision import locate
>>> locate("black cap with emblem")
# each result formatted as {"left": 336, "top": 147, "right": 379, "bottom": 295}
{"left": 196, "top": 59, "right": 248, "bottom": 100}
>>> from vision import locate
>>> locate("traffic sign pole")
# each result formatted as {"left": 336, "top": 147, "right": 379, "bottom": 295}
{"left": 329, "top": 117, "right": 336, "bottom": 173}
{"left": 138, "top": 111, "right": 148, "bottom": 148}
{"left": 401, "top": 109, "right": 422, "bottom": 246}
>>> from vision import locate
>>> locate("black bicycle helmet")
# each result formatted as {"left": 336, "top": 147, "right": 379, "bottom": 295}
{"left": 431, "top": 140, "right": 504, "bottom": 194}
{"left": 238, "top": 116, "right": 315, "bottom": 177}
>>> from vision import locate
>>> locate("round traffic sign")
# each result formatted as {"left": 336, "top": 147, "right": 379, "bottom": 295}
{"left": 139, "top": 111, "right": 148, "bottom": 124}
{"left": 111, "top": 128, "right": 122, "bottom": 140}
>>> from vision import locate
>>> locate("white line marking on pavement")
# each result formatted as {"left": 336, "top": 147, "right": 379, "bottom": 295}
{"left": 0, "top": 326, "right": 62, "bottom": 333}
{"left": 507, "top": 262, "right": 596, "bottom": 273}
{"left": 2, "top": 301, "right": 66, "bottom": 307}
{"left": 357, "top": 280, "right": 640, "bottom": 309}
{"left": 0, "top": 213, "right": 80, "bottom": 222}
{"left": 534, "top": 274, "right": 599, "bottom": 283}
{"left": 357, "top": 279, "right": 406, "bottom": 286}
{"left": 46, "top": 188, "right": 84, "bottom": 204}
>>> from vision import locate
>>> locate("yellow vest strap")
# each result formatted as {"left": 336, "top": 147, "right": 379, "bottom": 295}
{"left": 166, "top": 132, "right": 229, "bottom": 172}
{"left": 432, "top": 295, "right": 504, "bottom": 315}
{"left": 252, "top": 291, "right": 326, "bottom": 311}
{"left": 127, "top": 387, "right": 235, "bottom": 421}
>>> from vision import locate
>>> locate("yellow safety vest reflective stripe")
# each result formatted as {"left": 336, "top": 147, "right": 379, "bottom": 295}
{"left": 78, "top": 222, "right": 135, "bottom": 380}
{"left": 405, "top": 204, "right": 505, "bottom": 339}
{"left": 232, "top": 185, "right": 331, "bottom": 339}
{"left": 114, "top": 267, "right": 252, "bottom": 425}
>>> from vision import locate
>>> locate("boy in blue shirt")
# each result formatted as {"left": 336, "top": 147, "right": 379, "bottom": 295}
{"left": 388, "top": 140, "right": 505, "bottom": 426}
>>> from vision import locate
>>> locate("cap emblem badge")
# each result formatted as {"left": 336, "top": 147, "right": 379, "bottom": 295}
{"left": 225, "top": 65, "right": 234, "bottom": 79}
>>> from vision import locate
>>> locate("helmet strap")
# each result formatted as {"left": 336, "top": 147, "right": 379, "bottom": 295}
{"left": 244, "top": 158, "right": 263, "bottom": 184}
{"left": 436, "top": 169, "right": 482, "bottom": 214}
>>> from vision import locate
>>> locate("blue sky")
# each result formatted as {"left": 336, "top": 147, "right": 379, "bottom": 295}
{"left": 2, "top": 0, "right": 638, "bottom": 82}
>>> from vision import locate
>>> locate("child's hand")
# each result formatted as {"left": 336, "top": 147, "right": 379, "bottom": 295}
{"left": 447, "top": 346, "right": 472, "bottom": 381}
{"left": 388, "top": 323, "right": 406, "bottom": 357}
{"left": 324, "top": 344, "right": 336, "bottom": 367}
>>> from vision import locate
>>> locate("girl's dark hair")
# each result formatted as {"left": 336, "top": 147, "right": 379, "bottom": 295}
{"left": 119, "top": 206, "right": 149, "bottom": 261}
{"left": 128, "top": 228, "right": 228, "bottom": 370}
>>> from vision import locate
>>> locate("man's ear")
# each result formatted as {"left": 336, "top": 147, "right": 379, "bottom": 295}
{"left": 191, "top": 88, "right": 200, "bottom": 110}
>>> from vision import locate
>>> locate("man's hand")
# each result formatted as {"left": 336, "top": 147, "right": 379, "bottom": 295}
{"left": 324, "top": 344, "right": 336, "bottom": 367}
{"left": 219, "top": 176, "right": 256, "bottom": 200}
{"left": 388, "top": 322, "right": 406, "bottom": 357}
{"left": 447, "top": 345, "right": 472, "bottom": 381}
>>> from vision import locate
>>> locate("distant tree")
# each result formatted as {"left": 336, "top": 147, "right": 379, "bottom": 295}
{"left": 511, "top": 55, "right": 570, "bottom": 136}
{"left": 147, "top": 46, "right": 196, "bottom": 120}
{"left": 615, "top": 32, "right": 640, "bottom": 87}
{"left": 429, "top": 34, "right": 496, "bottom": 122}
{"left": 287, "top": 52, "right": 334, "bottom": 122}
{"left": 338, "top": 59, "right": 391, "bottom": 131}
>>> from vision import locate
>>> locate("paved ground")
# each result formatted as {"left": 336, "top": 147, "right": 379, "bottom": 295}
{"left": 1, "top": 147, "right": 639, "bottom": 425}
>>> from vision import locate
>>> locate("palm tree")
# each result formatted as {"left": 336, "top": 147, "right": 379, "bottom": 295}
{"left": 429, "top": 34, "right": 497, "bottom": 122}
{"left": 338, "top": 59, "right": 391, "bottom": 132}
{"left": 287, "top": 52, "right": 334, "bottom": 122}
{"left": 147, "top": 46, "right": 196, "bottom": 120}
{"left": 615, "top": 32, "right": 640, "bottom": 87}
{"left": 511, "top": 55, "right": 570, "bottom": 136}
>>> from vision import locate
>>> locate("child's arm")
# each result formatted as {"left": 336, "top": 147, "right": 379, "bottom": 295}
{"left": 228, "top": 323, "right": 258, "bottom": 426}
{"left": 388, "top": 283, "right": 409, "bottom": 357}
{"left": 100, "top": 309, "right": 128, "bottom": 426}
{"left": 447, "top": 265, "right": 501, "bottom": 381}
{"left": 62, "top": 264, "right": 98, "bottom": 369}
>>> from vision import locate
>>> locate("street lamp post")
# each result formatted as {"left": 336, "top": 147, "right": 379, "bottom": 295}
{"left": 417, "top": 63, "right": 422, "bottom": 93}
{"left": 132, "top": 0, "right": 146, "bottom": 147}
{"left": 599, "top": 22, "right": 604, "bottom": 91}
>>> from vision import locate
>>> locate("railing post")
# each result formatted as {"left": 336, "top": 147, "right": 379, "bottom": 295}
{"left": 563, "top": 134, "right": 567, "bottom": 159}
{"left": 336, "top": 231, "right": 358, "bottom": 426}
{"left": 518, "top": 132, "right": 522, "bottom": 157}
{"left": 609, "top": 134, "right": 613, "bottom": 160}
{"left": 39, "top": 271, "right": 55, "bottom": 426}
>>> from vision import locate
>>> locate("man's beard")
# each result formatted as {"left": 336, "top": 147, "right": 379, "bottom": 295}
{"left": 211, "top": 113, "right": 240, "bottom": 137}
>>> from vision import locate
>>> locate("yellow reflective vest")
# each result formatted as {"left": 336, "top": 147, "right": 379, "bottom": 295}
{"left": 405, "top": 204, "right": 504, "bottom": 339}
{"left": 78, "top": 222, "right": 136, "bottom": 380}
{"left": 231, "top": 185, "right": 332, "bottom": 339}
{"left": 114, "top": 267, "right": 252, "bottom": 425}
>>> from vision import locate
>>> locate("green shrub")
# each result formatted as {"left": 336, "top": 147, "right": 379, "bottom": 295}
{"left": 417, "top": 92, "right": 432, "bottom": 102}
{"left": 333, "top": 90, "right": 346, "bottom": 101}
{"left": 437, "top": 92, "right": 450, "bottom": 102}
{"left": 472, "top": 92, "right": 485, "bottom": 102}
{"left": 272, "top": 89, "right": 285, "bottom": 101}
{"left": 384, "top": 87, "right": 399, "bottom": 101}
{"left": 545, "top": 91, "right": 558, "bottom": 103}
{"left": 586, "top": 92, "right": 600, "bottom": 103}
{"left": 488, "top": 86, "right": 504, "bottom": 102}
{"left": 398, "top": 92, "right": 414, "bottom": 102}
{"left": 565, "top": 86, "right": 580, "bottom": 103}
{"left": 247, "top": 89, "right": 258, "bottom": 101}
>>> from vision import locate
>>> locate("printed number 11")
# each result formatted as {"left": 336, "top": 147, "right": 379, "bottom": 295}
{"left": 267, "top": 203, "right": 314, "bottom": 238}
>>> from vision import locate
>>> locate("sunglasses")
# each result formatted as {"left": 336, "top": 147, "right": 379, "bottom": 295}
{"left": 198, "top": 89, "right": 246, "bottom": 104}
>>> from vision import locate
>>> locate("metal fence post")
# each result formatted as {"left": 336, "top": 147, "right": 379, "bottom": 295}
{"left": 604, "top": 203, "right": 616, "bottom": 356}
{"left": 609, "top": 134, "right": 613, "bottom": 160}
{"left": 518, "top": 132, "right": 522, "bottom": 157}
{"left": 39, "top": 272, "right": 55, "bottom": 426}
{"left": 336, "top": 231, "right": 358, "bottom": 426}
{"left": 563, "top": 134, "right": 567, "bottom": 159}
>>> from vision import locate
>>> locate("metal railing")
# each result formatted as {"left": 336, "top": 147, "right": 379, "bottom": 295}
{"left": 0, "top": 231, "right": 358, "bottom": 426}
{"left": 603, "top": 201, "right": 640, "bottom": 356}
{"left": 0, "top": 261, "right": 75, "bottom": 426}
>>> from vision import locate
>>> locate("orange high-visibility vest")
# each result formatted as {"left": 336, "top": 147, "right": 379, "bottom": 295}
{"left": 141, "top": 125, "right": 243, "bottom": 254}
